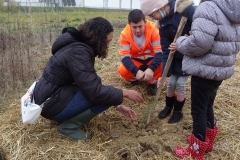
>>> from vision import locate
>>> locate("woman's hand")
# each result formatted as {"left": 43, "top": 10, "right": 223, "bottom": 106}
{"left": 122, "top": 89, "right": 143, "bottom": 103}
{"left": 115, "top": 104, "right": 137, "bottom": 120}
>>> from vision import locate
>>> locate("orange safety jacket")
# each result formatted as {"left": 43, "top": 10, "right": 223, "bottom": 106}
{"left": 119, "top": 20, "right": 162, "bottom": 61}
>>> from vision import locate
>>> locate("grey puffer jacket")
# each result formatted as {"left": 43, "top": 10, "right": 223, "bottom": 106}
{"left": 176, "top": 0, "right": 240, "bottom": 80}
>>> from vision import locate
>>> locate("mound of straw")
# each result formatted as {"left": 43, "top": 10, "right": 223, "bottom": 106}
{"left": 0, "top": 31, "right": 240, "bottom": 160}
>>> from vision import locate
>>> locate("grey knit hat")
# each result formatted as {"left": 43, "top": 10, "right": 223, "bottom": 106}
{"left": 140, "top": 0, "right": 169, "bottom": 16}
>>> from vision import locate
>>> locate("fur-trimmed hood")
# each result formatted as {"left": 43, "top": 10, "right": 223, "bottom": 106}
{"left": 174, "top": 0, "right": 193, "bottom": 13}
{"left": 154, "top": 0, "right": 194, "bottom": 27}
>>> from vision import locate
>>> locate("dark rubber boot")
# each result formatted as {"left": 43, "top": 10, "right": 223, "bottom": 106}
{"left": 158, "top": 96, "right": 175, "bottom": 119}
{"left": 57, "top": 109, "right": 97, "bottom": 140}
{"left": 168, "top": 99, "right": 185, "bottom": 123}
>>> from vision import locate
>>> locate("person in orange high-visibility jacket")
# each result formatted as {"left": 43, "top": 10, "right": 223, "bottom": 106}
{"left": 117, "top": 9, "right": 163, "bottom": 95}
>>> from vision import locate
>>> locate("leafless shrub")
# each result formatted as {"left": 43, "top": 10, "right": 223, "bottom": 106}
{"left": 0, "top": 23, "right": 61, "bottom": 94}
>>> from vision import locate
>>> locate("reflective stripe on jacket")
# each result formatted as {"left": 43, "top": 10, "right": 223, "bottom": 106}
{"left": 119, "top": 20, "right": 162, "bottom": 61}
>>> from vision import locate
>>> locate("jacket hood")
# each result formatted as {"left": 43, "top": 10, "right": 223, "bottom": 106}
{"left": 212, "top": 0, "right": 240, "bottom": 23}
{"left": 51, "top": 27, "right": 92, "bottom": 55}
{"left": 51, "top": 32, "right": 77, "bottom": 55}
{"left": 174, "top": 0, "right": 193, "bottom": 13}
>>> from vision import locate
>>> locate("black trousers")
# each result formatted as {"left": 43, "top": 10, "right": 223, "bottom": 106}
{"left": 191, "top": 76, "right": 222, "bottom": 141}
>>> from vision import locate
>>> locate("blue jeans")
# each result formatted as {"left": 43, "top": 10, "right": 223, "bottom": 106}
{"left": 50, "top": 91, "right": 110, "bottom": 122}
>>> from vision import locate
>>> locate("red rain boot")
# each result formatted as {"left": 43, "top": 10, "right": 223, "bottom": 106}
{"left": 174, "top": 133, "right": 208, "bottom": 160}
{"left": 187, "top": 134, "right": 191, "bottom": 143}
{"left": 206, "top": 126, "right": 218, "bottom": 152}
{"left": 186, "top": 126, "right": 218, "bottom": 152}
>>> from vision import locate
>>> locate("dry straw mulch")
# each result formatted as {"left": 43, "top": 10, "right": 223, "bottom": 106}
{"left": 1, "top": 37, "right": 240, "bottom": 160}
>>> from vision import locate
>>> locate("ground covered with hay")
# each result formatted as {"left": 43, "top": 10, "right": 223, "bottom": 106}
{"left": 1, "top": 12, "right": 240, "bottom": 160}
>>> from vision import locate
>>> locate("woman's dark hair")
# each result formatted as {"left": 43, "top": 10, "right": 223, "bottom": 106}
{"left": 77, "top": 17, "right": 114, "bottom": 59}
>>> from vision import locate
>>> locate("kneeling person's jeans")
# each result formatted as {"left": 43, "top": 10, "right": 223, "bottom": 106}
{"left": 50, "top": 91, "right": 110, "bottom": 122}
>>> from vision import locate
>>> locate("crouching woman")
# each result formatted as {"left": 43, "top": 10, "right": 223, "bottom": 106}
{"left": 33, "top": 17, "right": 143, "bottom": 140}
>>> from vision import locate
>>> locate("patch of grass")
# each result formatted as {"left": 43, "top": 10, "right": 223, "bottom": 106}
{"left": 60, "top": 18, "right": 67, "bottom": 22}
{"left": 0, "top": 8, "right": 130, "bottom": 95}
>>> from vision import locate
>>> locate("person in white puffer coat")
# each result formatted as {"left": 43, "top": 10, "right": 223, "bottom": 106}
{"left": 172, "top": 0, "right": 240, "bottom": 159}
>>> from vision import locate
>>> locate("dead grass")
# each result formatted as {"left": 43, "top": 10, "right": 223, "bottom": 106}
{"left": 1, "top": 28, "right": 240, "bottom": 160}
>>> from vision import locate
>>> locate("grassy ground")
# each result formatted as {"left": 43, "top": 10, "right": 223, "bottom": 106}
{"left": 0, "top": 8, "right": 240, "bottom": 160}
